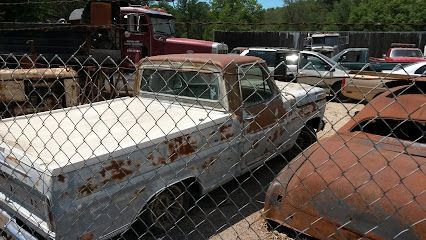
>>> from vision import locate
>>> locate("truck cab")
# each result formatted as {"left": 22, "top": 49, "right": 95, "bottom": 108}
{"left": 304, "top": 33, "right": 348, "bottom": 57}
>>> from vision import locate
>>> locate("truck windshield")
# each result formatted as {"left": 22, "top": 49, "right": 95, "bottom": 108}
{"left": 141, "top": 69, "right": 219, "bottom": 100}
{"left": 390, "top": 49, "right": 423, "bottom": 58}
{"left": 312, "top": 36, "right": 338, "bottom": 46}
{"left": 151, "top": 16, "right": 176, "bottom": 36}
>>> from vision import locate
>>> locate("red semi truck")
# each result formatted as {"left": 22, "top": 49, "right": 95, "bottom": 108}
{"left": 0, "top": 1, "right": 228, "bottom": 66}
{"left": 0, "top": 0, "right": 228, "bottom": 101}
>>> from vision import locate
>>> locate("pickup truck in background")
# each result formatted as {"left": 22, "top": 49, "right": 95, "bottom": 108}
{"left": 0, "top": 54, "right": 326, "bottom": 240}
{"left": 374, "top": 44, "right": 425, "bottom": 63}
{"left": 333, "top": 46, "right": 425, "bottom": 72}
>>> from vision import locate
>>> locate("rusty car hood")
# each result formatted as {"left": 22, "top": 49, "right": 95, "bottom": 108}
{"left": 280, "top": 132, "right": 426, "bottom": 239}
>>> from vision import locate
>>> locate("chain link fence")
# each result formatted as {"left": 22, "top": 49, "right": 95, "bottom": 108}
{"left": 0, "top": 52, "right": 425, "bottom": 240}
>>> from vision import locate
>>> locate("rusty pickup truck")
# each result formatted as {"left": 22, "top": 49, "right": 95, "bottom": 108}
{"left": 0, "top": 54, "right": 326, "bottom": 239}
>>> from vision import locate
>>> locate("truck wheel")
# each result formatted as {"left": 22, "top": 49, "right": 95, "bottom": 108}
{"left": 144, "top": 184, "right": 188, "bottom": 232}
{"left": 295, "top": 126, "right": 317, "bottom": 152}
{"left": 332, "top": 82, "right": 351, "bottom": 103}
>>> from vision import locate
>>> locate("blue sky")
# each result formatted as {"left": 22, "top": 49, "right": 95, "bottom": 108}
{"left": 259, "top": 0, "right": 283, "bottom": 9}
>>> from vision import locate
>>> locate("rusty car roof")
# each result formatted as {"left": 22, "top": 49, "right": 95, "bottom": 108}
{"left": 340, "top": 89, "right": 426, "bottom": 133}
{"left": 141, "top": 54, "right": 264, "bottom": 69}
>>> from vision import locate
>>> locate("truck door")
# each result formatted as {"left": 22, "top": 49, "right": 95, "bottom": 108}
{"left": 123, "top": 13, "right": 149, "bottom": 63}
{"left": 297, "top": 53, "right": 334, "bottom": 88}
{"left": 238, "top": 63, "right": 287, "bottom": 169}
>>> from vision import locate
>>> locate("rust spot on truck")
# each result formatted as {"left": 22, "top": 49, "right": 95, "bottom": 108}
{"left": 220, "top": 124, "right": 234, "bottom": 140}
{"left": 57, "top": 174, "right": 65, "bottom": 183}
{"left": 167, "top": 135, "right": 196, "bottom": 162}
{"left": 80, "top": 232, "right": 93, "bottom": 240}
{"left": 147, "top": 151, "right": 168, "bottom": 166}
{"left": 78, "top": 181, "right": 97, "bottom": 196}
{"left": 202, "top": 156, "right": 217, "bottom": 169}
{"left": 5, "top": 155, "right": 19, "bottom": 165}
{"left": 99, "top": 160, "right": 133, "bottom": 181}
{"left": 298, "top": 102, "right": 318, "bottom": 118}
{"left": 269, "top": 127, "right": 285, "bottom": 143}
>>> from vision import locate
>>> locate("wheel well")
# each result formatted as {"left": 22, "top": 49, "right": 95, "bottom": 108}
{"left": 182, "top": 177, "right": 203, "bottom": 200}
{"left": 306, "top": 117, "right": 322, "bottom": 131}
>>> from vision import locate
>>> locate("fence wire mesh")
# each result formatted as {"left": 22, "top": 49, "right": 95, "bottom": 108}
{"left": 0, "top": 52, "right": 425, "bottom": 240}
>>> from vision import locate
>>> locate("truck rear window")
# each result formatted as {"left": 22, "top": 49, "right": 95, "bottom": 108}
{"left": 390, "top": 49, "right": 423, "bottom": 58}
{"left": 141, "top": 69, "right": 219, "bottom": 100}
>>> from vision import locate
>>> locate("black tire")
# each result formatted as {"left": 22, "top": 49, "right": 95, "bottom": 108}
{"left": 331, "top": 82, "right": 351, "bottom": 103}
{"left": 294, "top": 126, "right": 317, "bottom": 152}
{"left": 144, "top": 184, "right": 188, "bottom": 232}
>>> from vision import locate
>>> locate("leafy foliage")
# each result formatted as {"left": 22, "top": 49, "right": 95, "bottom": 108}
{"left": 0, "top": 0, "right": 423, "bottom": 38}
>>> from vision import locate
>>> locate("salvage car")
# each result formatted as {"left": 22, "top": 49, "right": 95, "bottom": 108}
{"left": 263, "top": 82, "right": 426, "bottom": 239}
{"left": 0, "top": 54, "right": 326, "bottom": 239}
{"left": 342, "top": 71, "right": 424, "bottom": 101}
{"left": 296, "top": 50, "right": 350, "bottom": 102}
{"left": 382, "top": 61, "right": 426, "bottom": 76}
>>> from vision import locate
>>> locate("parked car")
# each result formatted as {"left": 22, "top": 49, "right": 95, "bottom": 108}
{"left": 263, "top": 82, "right": 426, "bottom": 239}
{"left": 297, "top": 50, "right": 350, "bottom": 102}
{"left": 376, "top": 44, "right": 425, "bottom": 63}
{"left": 230, "top": 47, "right": 248, "bottom": 54}
{"left": 332, "top": 48, "right": 406, "bottom": 72}
{"left": 241, "top": 49, "right": 350, "bottom": 101}
{"left": 382, "top": 61, "right": 426, "bottom": 76}
{"left": 342, "top": 71, "right": 423, "bottom": 101}
{"left": 240, "top": 47, "right": 299, "bottom": 81}
{"left": 0, "top": 54, "right": 326, "bottom": 239}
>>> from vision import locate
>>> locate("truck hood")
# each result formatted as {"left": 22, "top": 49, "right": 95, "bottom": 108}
{"left": 165, "top": 37, "right": 228, "bottom": 54}
{"left": 275, "top": 81, "right": 326, "bottom": 106}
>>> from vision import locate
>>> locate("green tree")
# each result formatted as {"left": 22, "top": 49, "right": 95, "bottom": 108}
{"left": 209, "top": 0, "right": 264, "bottom": 32}
{"left": 173, "top": 0, "right": 211, "bottom": 39}
{"left": 349, "top": 0, "right": 426, "bottom": 31}
{"left": 282, "top": 0, "right": 328, "bottom": 31}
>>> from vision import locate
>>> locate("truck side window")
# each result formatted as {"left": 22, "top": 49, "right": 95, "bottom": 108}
{"left": 239, "top": 65, "right": 273, "bottom": 104}
{"left": 301, "top": 55, "right": 328, "bottom": 71}
{"left": 126, "top": 14, "right": 145, "bottom": 33}
{"left": 340, "top": 51, "right": 361, "bottom": 62}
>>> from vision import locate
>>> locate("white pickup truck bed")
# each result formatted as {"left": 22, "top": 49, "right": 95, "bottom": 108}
{"left": 0, "top": 97, "right": 229, "bottom": 175}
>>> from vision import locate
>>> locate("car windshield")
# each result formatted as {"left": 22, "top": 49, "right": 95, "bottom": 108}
{"left": 151, "top": 16, "right": 176, "bottom": 36}
{"left": 390, "top": 49, "right": 423, "bottom": 58}
{"left": 141, "top": 69, "right": 219, "bottom": 100}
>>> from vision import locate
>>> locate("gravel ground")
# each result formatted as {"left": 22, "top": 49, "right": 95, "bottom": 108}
{"left": 121, "top": 101, "right": 365, "bottom": 240}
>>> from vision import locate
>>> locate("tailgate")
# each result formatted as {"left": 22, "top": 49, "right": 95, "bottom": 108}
{"left": 0, "top": 144, "right": 53, "bottom": 239}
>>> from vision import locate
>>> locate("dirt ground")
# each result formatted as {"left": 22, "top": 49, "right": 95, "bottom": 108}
{"left": 121, "top": 101, "right": 365, "bottom": 240}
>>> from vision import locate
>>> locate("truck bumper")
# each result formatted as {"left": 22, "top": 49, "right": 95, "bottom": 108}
{"left": 0, "top": 209, "right": 38, "bottom": 240}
